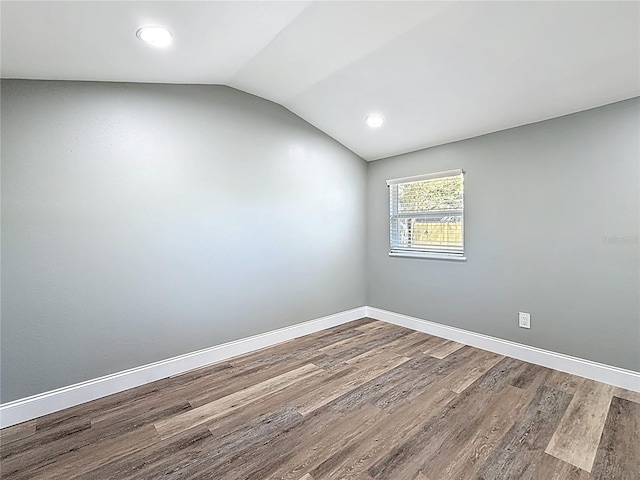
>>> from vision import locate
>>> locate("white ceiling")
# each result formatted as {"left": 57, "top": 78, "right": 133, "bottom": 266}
{"left": 2, "top": 1, "right": 639, "bottom": 161}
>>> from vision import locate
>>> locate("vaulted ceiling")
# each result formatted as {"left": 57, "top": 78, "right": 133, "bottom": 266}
{"left": 2, "top": 1, "right": 638, "bottom": 160}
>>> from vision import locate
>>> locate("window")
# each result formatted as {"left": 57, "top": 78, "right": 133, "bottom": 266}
{"left": 387, "top": 169, "right": 465, "bottom": 260}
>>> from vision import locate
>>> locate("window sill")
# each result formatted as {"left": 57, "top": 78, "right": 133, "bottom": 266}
{"left": 389, "top": 251, "right": 467, "bottom": 262}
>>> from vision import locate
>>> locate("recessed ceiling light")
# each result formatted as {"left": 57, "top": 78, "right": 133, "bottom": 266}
{"left": 366, "top": 113, "right": 384, "bottom": 128}
{"left": 136, "top": 25, "right": 173, "bottom": 48}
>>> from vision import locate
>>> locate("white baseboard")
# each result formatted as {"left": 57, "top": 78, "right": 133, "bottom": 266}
{"left": 0, "top": 307, "right": 366, "bottom": 429}
{"left": 366, "top": 306, "right": 640, "bottom": 393}
{"left": 3, "top": 305, "right": 638, "bottom": 429}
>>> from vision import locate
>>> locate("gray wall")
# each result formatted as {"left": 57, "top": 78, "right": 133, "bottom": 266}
{"left": 367, "top": 98, "right": 640, "bottom": 372}
{"left": 1, "top": 80, "right": 367, "bottom": 402}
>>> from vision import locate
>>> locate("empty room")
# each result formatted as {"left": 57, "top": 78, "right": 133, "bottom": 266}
{"left": 0, "top": 1, "right": 639, "bottom": 479}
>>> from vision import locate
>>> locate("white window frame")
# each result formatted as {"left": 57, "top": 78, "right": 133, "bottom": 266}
{"left": 387, "top": 169, "right": 466, "bottom": 261}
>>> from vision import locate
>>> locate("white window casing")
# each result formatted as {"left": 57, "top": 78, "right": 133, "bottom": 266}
{"left": 387, "top": 169, "right": 466, "bottom": 261}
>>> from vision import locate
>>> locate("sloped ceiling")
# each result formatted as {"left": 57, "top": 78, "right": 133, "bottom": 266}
{"left": 2, "top": 1, "right": 638, "bottom": 160}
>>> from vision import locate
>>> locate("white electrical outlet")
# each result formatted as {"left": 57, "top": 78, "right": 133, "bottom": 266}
{"left": 518, "top": 312, "right": 531, "bottom": 329}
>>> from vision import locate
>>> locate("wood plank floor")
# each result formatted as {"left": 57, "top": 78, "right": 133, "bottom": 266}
{"left": 1, "top": 319, "right": 638, "bottom": 479}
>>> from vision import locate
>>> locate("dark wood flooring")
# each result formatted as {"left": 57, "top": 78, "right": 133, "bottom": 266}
{"left": 1, "top": 318, "right": 638, "bottom": 479}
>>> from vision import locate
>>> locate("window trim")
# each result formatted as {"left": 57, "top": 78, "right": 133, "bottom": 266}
{"left": 387, "top": 169, "right": 466, "bottom": 261}
{"left": 388, "top": 251, "right": 467, "bottom": 261}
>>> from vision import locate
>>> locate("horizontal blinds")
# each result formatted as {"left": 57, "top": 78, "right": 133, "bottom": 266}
{"left": 389, "top": 170, "right": 464, "bottom": 256}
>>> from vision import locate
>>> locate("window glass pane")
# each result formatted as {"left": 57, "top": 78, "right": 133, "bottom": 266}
{"left": 397, "top": 176, "right": 463, "bottom": 213}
